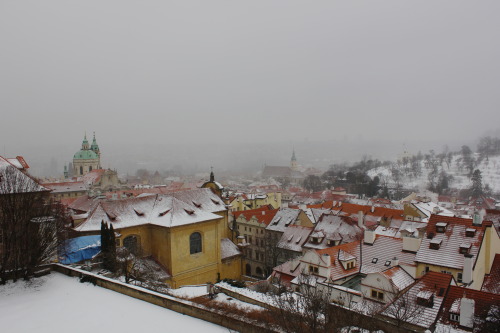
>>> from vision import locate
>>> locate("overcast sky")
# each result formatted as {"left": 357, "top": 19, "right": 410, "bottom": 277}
{"left": 1, "top": 1, "right": 499, "bottom": 175}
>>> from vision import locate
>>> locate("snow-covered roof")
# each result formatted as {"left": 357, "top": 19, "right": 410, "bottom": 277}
{"left": 266, "top": 208, "right": 302, "bottom": 233}
{"left": 380, "top": 266, "right": 415, "bottom": 291}
{"left": 277, "top": 225, "right": 313, "bottom": 253}
{"left": 302, "top": 214, "right": 363, "bottom": 250}
{"left": 415, "top": 215, "right": 484, "bottom": 270}
{"left": 42, "top": 181, "right": 87, "bottom": 193}
{"left": 220, "top": 238, "right": 241, "bottom": 260}
{"left": 75, "top": 188, "right": 226, "bottom": 232}
{"left": 381, "top": 272, "right": 453, "bottom": 328}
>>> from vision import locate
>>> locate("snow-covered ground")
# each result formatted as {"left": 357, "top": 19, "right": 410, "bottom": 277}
{"left": 367, "top": 154, "right": 500, "bottom": 193}
{"left": 0, "top": 273, "right": 227, "bottom": 333}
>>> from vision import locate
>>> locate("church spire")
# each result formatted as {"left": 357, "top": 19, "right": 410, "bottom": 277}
{"left": 210, "top": 166, "right": 215, "bottom": 182}
{"left": 82, "top": 132, "right": 90, "bottom": 150}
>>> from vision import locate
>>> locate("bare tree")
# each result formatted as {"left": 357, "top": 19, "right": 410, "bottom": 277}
{"left": 0, "top": 165, "right": 69, "bottom": 283}
{"left": 380, "top": 287, "right": 425, "bottom": 332}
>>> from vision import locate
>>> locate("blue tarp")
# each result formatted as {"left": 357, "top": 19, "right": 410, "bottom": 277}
{"left": 59, "top": 235, "right": 101, "bottom": 265}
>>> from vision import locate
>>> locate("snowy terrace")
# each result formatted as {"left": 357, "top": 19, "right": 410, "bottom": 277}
{"left": 0, "top": 273, "right": 227, "bottom": 333}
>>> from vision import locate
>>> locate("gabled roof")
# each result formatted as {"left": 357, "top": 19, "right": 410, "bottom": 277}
{"left": 381, "top": 272, "right": 453, "bottom": 328}
{"left": 481, "top": 253, "right": 500, "bottom": 294}
{"left": 415, "top": 215, "right": 485, "bottom": 270}
{"left": 75, "top": 188, "right": 226, "bottom": 232}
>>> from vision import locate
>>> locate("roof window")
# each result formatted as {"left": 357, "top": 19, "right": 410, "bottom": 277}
{"left": 465, "top": 228, "right": 476, "bottom": 237}
{"left": 372, "top": 258, "right": 378, "bottom": 264}
{"left": 384, "top": 260, "right": 391, "bottom": 266}
{"left": 436, "top": 222, "right": 447, "bottom": 233}
{"left": 459, "top": 242, "right": 471, "bottom": 254}
{"left": 430, "top": 238, "right": 442, "bottom": 250}
{"left": 416, "top": 291, "right": 434, "bottom": 308}
{"left": 158, "top": 209, "right": 170, "bottom": 217}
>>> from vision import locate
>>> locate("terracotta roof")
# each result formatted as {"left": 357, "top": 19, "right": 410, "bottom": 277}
{"left": 481, "top": 253, "right": 500, "bottom": 294}
{"left": 234, "top": 207, "right": 278, "bottom": 226}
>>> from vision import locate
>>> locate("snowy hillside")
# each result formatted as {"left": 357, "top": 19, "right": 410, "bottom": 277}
{"left": 367, "top": 154, "right": 500, "bottom": 193}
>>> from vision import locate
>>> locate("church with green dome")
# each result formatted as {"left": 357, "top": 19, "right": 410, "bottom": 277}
{"left": 73, "top": 133, "right": 101, "bottom": 176}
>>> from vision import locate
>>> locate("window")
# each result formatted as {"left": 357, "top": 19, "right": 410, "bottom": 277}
{"left": 457, "top": 272, "right": 463, "bottom": 283}
{"left": 115, "top": 239, "right": 120, "bottom": 247}
{"left": 309, "top": 265, "right": 319, "bottom": 274}
{"left": 89, "top": 166, "right": 92, "bottom": 172}
{"left": 371, "top": 290, "right": 384, "bottom": 300}
{"left": 123, "top": 235, "right": 138, "bottom": 255}
{"left": 372, "top": 258, "right": 378, "bottom": 264}
{"left": 80, "top": 166, "right": 83, "bottom": 175}
{"left": 190, "top": 232, "right": 202, "bottom": 254}
{"left": 450, "top": 313, "right": 460, "bottom": 322}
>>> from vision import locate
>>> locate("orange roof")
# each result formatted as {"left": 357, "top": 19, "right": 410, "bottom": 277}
{"left": 233, "top": 207, "right": 278, "bottom": 226}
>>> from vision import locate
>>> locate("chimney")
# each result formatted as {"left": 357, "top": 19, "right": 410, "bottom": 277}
{"left": 371, "top": 205, "right": 375, "bottom": 213}
{"left": 392, "top": 257, "right": 399, "bottom": 266}
{"left": 364, "top": 229, "right": 375, "bottom": 245}
{"left": 472, "top": 211, "right": 482, "bottom": 226}
{"left": 358, "top": 211, "right": 364, "bottom": 228}
{"left": 459, "top": 297, "right": 475, "bottom": 329}
{"left": 402, "top": 235, "right": 422, "bottom": 253}
{"left": 262, "top": 211, "right": 265, "bottom": 215}
{"left": 463, "top": 254, "right": 474, "bottom": 285}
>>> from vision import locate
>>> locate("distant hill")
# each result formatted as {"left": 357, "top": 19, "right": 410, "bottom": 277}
{"left": 367, "top": 153, "right": 500, "bottom": 194}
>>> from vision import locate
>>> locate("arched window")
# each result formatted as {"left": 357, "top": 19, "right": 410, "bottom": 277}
{"left": 89, "top": 166, "right": 92, "bottom": 172}
{"left": 190, "top": 232, "right": 202, "bottom": 254}
{"left": 123, "top": 235, "right": 138, "bottom": 255}
{"left": 245, "top": 264, "right": 251, "bottom": 276}
{"left": 80, "top": 166, "right": 83, "bottom": 175}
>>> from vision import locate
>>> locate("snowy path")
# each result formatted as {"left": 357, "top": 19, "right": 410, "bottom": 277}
{"left": 0, "top": 273, "right": 227, "bottom": 333}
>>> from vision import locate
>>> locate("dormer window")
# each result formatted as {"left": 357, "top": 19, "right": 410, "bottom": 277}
{"left": 311, "top": 237, "right": 319, "bottom": 244}
{"left": 465, "top": 228, "right": 476, "bottom": 237}
{"left": 416, "top": 291, "right": 434, "bottom": 307}
{"left": 459, "top": 243, "right": 471, "bottom": 254}
{"left": 327, "top": 239, "right": 335, "bottom": 247}
{"left": 436, "top": 222, "right": 447, "bottom": 233}
{"left": 430, "top": 238, "right": 442, "bottom": 250}
{"left": 309, "top": 265, "right": 319, "bottom": 274}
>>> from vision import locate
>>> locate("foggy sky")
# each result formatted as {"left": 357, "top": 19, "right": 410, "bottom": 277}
{"left": 1, "top": 1, "right": 499, "bottom": 176}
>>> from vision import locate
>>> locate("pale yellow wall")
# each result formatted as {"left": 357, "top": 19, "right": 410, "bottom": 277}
{"left": 107, "top": 212, "right": 240, "bottom": 288}
{"left": 73, "top": 159, "right": 99, "bottom": 176}
{"left": 220, "top": 257, "right": 242, "bottom": 280}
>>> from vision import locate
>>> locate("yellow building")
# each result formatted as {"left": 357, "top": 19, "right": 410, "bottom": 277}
{"left": 227, "top": 191, "right": 282, "bottom": 212}
{"left": 414, "top": 214, "right": 500, "bottom": 290}
{"left": 74, "top": 188, "right": 241, "bottom": 287}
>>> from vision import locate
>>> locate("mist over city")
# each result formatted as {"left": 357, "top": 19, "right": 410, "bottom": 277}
{"left": 1, "top": 2, "right": 500, "bottom": 332}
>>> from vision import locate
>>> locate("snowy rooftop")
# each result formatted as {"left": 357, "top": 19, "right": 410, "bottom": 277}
{"left": 75, "top": 188, "right": 226, "bottom": 232}
{"left": 266, "top": 208, "right": 302, "bottom": 233}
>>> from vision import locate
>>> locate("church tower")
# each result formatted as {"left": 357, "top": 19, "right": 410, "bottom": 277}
{"left": 291, "top": 149, "right": 298, "bottom": 171}
{"left": 73, "top": 132, "right": 101, "bottom": 177}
